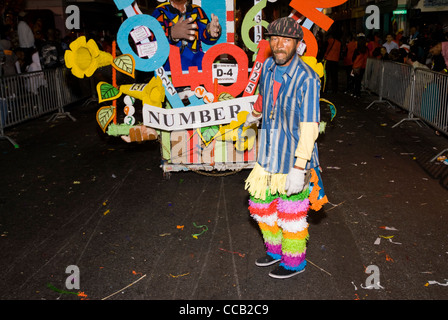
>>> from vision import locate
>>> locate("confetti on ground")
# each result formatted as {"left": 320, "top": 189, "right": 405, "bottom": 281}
{"left": 374, "top": 235, "right": 402, "bottom": 245}
{"left": 159, "top": 233, "right": 171, "bottom": 237}
{"left": 47, "top": 283, "right": 78, "bottom": 296}
{"left": 169, "top": 273, "right": 190, "bottom": 278}
{"left": 192, "top": 222, "right": 208, "bottom": 239}
{"left": 219, "top": 248, "right": 246, "bottom": 258}
{"left": 425, "top": 280, "right": 448, "bottom": 287}
{"left": 47, "top": 283, "right": 87, "bottom": 299}
{"left": 103, "top": 209, "right": 110, "bottom": 216}
{"left": 379, "top": 226, "right": 398, "bottom": 231}
{"left": 177, "top": 225, "right": 184, "bottom": 230}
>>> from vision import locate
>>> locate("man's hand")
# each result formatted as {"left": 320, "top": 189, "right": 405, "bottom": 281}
{"left": 207, "top": 13, "right": 221, "bottom": 38}
{"left": 244, "top": 111, "right": 262, "bottom": 127}
{"left": 285, "top": 167, "right": 306, "bottom": 196}
{"left": 170, "top": 17, "right": 198, "bottom": 41}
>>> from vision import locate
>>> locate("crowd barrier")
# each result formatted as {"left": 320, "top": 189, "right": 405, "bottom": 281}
{"left": 364, "top": 58, "right": 448, "bottom": 161}
{"left": 0, "top": 67, "right": 93, "bottom": 148}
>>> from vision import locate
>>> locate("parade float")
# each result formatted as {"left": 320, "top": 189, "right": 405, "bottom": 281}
{"left": 64, "top": 0, "right": 343, "bottom": 178}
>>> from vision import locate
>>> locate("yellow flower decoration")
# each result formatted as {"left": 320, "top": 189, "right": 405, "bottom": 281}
{"left": 64, "top": 36, "right": 112, "bottom": 78}
{"left": 301, "top": 56, "right": 324, "bottom": 78}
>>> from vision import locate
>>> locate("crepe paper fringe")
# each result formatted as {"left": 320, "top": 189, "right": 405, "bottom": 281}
{"left": 248, "top": 199, "right": 278, "bottom": 217}
{"left": 245, "top": 163, "right": 288, "bottom": 200}
{"left": 308, "top": 168, "right": 329, "bottom": 211}
{"left": 258, "top": 221, "right": 280, "bottom": 234}
{"left": 282, "top": 236, "right": 308, "bottom": 255}
{"left": 266, "top": 243, "right": 283, "bottom": 256}
{"left": 280, "top": 256, "right": 307, "bottom": 271}
{"left": 277, "top": 197, "right": 310, "bottom": 214}
{"left": 260, "top": 228, "right": 282, "bottom": 246}
{"left": 278, "top": 217, "right": 309, "bottom": 233}
{"left": 283, "top": 228, "right": 309, "bottom": 240}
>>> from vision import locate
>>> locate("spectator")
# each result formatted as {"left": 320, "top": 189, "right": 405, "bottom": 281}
{"left": 380, "top": 46, "right": 389, "bottom": 60}
{"left": 17, "top": 11, "right": 35, "bottom": 70}
{"left": 343, "top": 33, "right": 357, "bottom": 93}
{"left": 406, "top": 52, "right": 429, "bottom": 69}
{"left": 388, "top": 48, "right": 401, "bottom": 62}
{"left": 323, "top": 32, "right": 341, "bottom": 93}
{"left": 383, "top": 33, "right": 399, "bottom": 53}
{"left": 371, "top": 46, "right": 382, "bottom": 59}
{"left": 351, "top": 34, "right": 368, "bottom": 98}
{"left": 367, "top": 32, "right": 381, "bottom": 56}
{"left": 17, "top": 12, "right": 34, "bottom": 50}
{"left": 428, "top": 41, "right": 447, "bottom": 73}
{"left": 0, "top": 39, "right": 17, "bottom": 76}
{"left": 409, "top": 26, "right": 420, "bottom": 46}
{"left": 14, "top": 48, "right": 26, "bottom": 74}
{"left": 39, "top": 28, "right": 63, "bottom": 69}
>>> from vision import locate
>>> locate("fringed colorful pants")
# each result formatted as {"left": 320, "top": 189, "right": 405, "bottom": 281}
{"left": 245, "top": 163, "right": 328, "bottom": 271}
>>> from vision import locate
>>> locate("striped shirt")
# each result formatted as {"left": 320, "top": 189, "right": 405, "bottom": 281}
{"left": 257, "top": 53, "right": 321, "bottom": 174}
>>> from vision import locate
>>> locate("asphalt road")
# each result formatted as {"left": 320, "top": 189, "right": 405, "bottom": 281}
{"left": 1, "top": 83, "right": 447, "bottom": 305}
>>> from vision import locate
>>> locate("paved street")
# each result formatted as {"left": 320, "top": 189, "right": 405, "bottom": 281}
{"left": 1, "top": 80, "right": 447, "bottom": 304}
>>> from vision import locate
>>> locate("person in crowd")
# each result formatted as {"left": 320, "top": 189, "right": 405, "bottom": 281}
{"left": 17, "top": 11, "right": 35, "bottom": 67}
{"left": 367, "top": 32, "right": 381, "bottom": 57}
{"left": 151, "top": 0, "right": 222, "bottom": 71}
{"left": 428, "top": 41, "right": 447, "bottom": 73}
{"left": 409, "top": 26, "right": 420, "bottom": 46}
{"left": 323, "top": 32, "right": 341, "bottom": 93}
{"left": 0, "top": 38, "right": 17, "bottom": 76}
{"left": 380, "top": 46, "right": 389, "bottom": 60}
{"left": 406, "top": 52, "right": 429, "bottom": 69}
{"left": 383, "top": 33, "right": 399, "bottom": 53}
{"left": 244, "top": 17, "right": 327, "bottom": 279}
{"left": 371, "top": 46, "right": 382, "bottom": 59}
{"left": 351, "top": 34, "right": 368, "bottom": 98}
{"left": 39, "top": 28, "right": 63, "bottom": 69}
{"left": 388, "top": 48, "right": 401, "bottom": 62}
{"left": 343, "top": 33, "right": 357, "bottom": 94}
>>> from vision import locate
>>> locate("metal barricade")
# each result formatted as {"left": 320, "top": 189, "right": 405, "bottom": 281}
{"left": 0, "top": 67, "right": 92, "bottom": 147}
{"left": 381, "top": 61, "right": 414, "bottom": 111}
{"left": 411, "top": 68, "right": 447, "bottom": 134}
{"left": 364, "top": 58, "right": 394, "bottom": 109}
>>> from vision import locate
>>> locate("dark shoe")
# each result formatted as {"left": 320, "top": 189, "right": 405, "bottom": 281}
{"left": 255, "top": 255, "right": 280, "bottom": 267}
{"left": 268, "top": 265, "right": 305, "bottom": 279}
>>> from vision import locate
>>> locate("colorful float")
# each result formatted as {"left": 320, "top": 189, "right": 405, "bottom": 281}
{"left": 64, "top": 0, "right": 343, "bottom": 177}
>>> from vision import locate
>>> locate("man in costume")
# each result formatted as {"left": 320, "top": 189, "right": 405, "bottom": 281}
{"left": 244, "top": 17, "right": 328, "bottom": 279}
{"left": 151, "top": 0, "right": 222, "bottom": 71}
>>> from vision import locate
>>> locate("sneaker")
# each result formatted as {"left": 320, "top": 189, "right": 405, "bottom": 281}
{"left": 255, "top": 255, "right": 280, "bottom": 267}
{"left": 268, "top": 266, "right": 305, "bottom": 279}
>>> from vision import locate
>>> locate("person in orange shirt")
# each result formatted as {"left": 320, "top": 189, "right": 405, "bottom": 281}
{"left": 343, "top": 34, "right": 357, "bottom": 93}
{"left": 323, "top": 32, "right": 341, "bottom": 93}
{"left": 351, "top": 34, "right": 368, "bottom": 98}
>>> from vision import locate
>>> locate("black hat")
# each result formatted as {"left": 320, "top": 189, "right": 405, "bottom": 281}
{"left": 266, "top": 17, "right": 304, "bottom": 40}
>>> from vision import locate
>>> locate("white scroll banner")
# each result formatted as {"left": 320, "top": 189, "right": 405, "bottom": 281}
{"left": 142, "top": 95, "right": 257, "bottom": 131}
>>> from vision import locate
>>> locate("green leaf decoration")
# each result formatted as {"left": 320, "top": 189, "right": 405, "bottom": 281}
{"left": 112, "top": 54, "right": 135, "bottom": 78}
{"left": 96, "top": 106, "right": 116, "bottom": 133}
{"left": 97, "top": 82, "right": 122, "bottom": 103}
{"left": 218, "top": 92, "right": 234, "bottom": 101}
{"left": 198, "top": 125, "right": 220, "bottom": 146}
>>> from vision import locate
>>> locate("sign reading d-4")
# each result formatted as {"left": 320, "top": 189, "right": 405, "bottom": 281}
{"left": 213, "top": 63, "right": 238, "bottom": 84}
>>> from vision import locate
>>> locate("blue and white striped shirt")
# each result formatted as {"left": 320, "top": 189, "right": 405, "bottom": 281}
{"left": 257, "top": 54, "right": 321, "bottom": 174}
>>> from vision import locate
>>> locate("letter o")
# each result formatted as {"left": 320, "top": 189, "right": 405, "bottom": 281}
{"left": 202, "top": 43, "right": 249, "bottom": 98}
{"left": 116, "top": 14, "right": 169, "bottom": 72}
